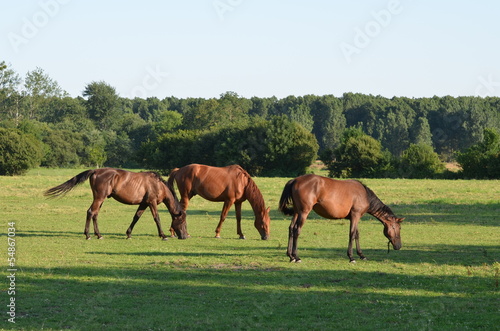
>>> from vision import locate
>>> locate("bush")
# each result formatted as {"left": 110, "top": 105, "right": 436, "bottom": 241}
{"left": 324, "top": 128, "right": 390, "bottom": 178}
{"left": 144, "top": 116, "right": 319, "bottom": 177}
{"left": 398, "top": 143, "right": 445, "bottom": 178}
{"left": 457, "top": 128, "right": 500, "bottom": 179}
{"left": 0, "top": 128, "right": 43, "bottom": 175}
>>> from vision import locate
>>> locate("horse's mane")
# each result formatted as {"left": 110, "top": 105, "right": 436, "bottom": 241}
{"left": 234, "top": 165, "right": 266, "bottom": 211}
{"left": 143, "top": 171, "right": 182, "bottom": 211}
{"left": 358, "top": 181, "right": 395, "bottom": 218}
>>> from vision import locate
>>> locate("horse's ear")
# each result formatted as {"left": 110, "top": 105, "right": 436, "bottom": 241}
{"left": 397, "top": 217, "right": 405, "bottom": 223}
{"left": 266, "top": 207, "right": 270, "bottom": 214}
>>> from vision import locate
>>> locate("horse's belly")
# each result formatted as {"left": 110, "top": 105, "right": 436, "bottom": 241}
{"left": 313, "top": 204, "right": 348, "bottom": 220}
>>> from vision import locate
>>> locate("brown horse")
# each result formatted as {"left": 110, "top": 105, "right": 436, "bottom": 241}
{"left": 167, "top": 164, "right": 270, "bottom": 240}
{"left": 44, "top": 168, "right": 188, "bottom": 240}
{"left": 279, "top": 174, "right": 404, "bottom": 263}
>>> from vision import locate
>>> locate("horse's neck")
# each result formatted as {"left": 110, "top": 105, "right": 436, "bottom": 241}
{"left": 244, "top": 180, "right": 266, "bottom": 214}
{"left": 368, "top": 199, "right": 394, "bottom": 222}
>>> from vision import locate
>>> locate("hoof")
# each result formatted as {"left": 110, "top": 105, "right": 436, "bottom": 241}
{"left": 239, "top": 235, "right": 246, "bottom": 240}
{"left": 290, "top": 258, "right": 302, "bottom": 263}
{"left": 161, "top": 237, "right": 168, "bottom": 241}
{"left": 97, "top": 236, "right": 103, "bottom": 240}
{"left": 126, "top": 237, "right": 132, "bottom": 240}
{"left": 349, "top": 260, "right": 356, "bottom": 264}
{"left": 86, "top": 237, "right": 91, "bottom": 240}
{"left": 215, "top": 235, "right": 221, "bottom": 239}
{"left": 361, "top": 257, "right": 367, "bottom": 261}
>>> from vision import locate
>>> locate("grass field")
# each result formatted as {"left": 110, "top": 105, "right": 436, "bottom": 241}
{"left": 1, "top": 168, "right": 499, "bottom": 330}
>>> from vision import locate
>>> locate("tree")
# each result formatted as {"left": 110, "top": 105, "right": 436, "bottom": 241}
{"left": 325, "top": 127, "right": 389, "bottom": 178}
{"left": 0, "top": 128, "right": 43, "bottom": 175}
{"left": 457, "top": 128, "right": 500, "bottom": 178}
{"left": 24, "top": 67, "right": 66, "bottom": 120}
{"left": 398, "top": 143, "right": 445, "bottom": 178}
{"left": 0, "top": 62, "right": 22, "bottom": 122}
{"left": 82, "top": 81, "right": 120, "bottom": 130}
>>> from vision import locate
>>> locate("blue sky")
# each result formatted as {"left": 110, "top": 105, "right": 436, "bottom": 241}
{"left": 2, "top": 1, "right": 500, "bottom": 99}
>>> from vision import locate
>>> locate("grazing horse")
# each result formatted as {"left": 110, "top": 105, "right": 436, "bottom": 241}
{"left": 167, "top": 164, "right": 270, "bottom": 240}
{"left": 44, "top": 168, "right": 188, "bottom": 240}
{"left": 279, "top": 174, "right": 404, "bottom": 262}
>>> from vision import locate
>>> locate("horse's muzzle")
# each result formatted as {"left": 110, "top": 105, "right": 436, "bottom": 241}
{"left": 392, "top": 241, "right": 402, "bottom": 250}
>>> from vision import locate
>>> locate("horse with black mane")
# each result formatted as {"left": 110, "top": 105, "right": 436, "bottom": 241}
{"left": 167, "top": 164, "right": 270, "bottom": 240}
{"left": 279, "top": 174, "right": 404, "bottom": 262}
{"left": 44, "top": 168, "right": 188, "bottom": 240}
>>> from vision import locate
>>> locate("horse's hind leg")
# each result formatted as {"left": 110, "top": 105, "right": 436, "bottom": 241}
{"left": 86, "top": 200, "right": 103, "bottom": 240}
{"left": 215, "top": 200, "right": 234, "bottom": 238}
{"left": 288, "top": 212, "right": 306, "bottom": 262}
{"left": 126, "top": 203, "right": 147, "bottom": 239}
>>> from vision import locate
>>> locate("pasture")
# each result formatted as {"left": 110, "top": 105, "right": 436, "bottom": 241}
{"left": 2, "top": 168, "right": 499, "bottom": 330}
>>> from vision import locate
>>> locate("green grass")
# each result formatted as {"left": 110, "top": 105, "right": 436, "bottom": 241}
{"left": 1, "top": 169, "right": 499, "bottom": 330}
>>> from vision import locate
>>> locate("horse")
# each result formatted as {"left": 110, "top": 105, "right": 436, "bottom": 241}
{"left": 44, "top": 168, "right": 189, "bottom": 240}
{"left": 278, "top": 174, "right": 404, "bottom": 263}
{"left": 167, "top": 164, "right": 270, "bottom": 240}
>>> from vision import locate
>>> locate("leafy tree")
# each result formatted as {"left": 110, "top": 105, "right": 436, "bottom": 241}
{"left": 260, "top": 115, "right": 318, "bottom": 176}
{"left": 398, "top": 143, "right": 445, "bottom": 178}
{"left": 24, "top": 67, "right": 66, "bottom": 120}
{"left": 325, "top": 127, "right": 389, "bottom": 178}
{"left": 82, "top": 81, "right": 120, "bottom": 130}
{"left": 41, "top": 129, "right": 83, "bottom": 168}
{"left": 457, "top": 128, "right": 500, "bottom": 178}
{"left": 0, "top": 62, "right": 22, "bottom": 122}
{"left": 410, "top": 116, "right": 433, "bottom": 146}
{"left": 0, "top": 128, "right": 43, "bottom": 175}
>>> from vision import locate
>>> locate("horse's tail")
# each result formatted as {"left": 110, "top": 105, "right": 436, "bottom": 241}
{"left": 167, "top": 168, "right": 180, "bottom": 200}
{"left": 278, "top": 179, "right": 296, "bottom": 216}
{"left": 44, "top": 169, "right": 95, "bottom": 198}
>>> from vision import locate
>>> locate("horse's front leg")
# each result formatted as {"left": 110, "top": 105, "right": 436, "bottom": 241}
{"left": 148, "top": 203, "right": 168, "bottom": 240}
{"left": 347, "top": 217, "right": 364, "bottom": 262}
{"left": 235, "top": 202, "right": 245, "bottom": 239}
{"left": 126, "top": 203, "right": 147, "bottom": 239}
{"left": 214, "top": 200, "right": 233, "bottom": 238}
{"left": 354, "top": 228, "right": 366, "bottom": 260}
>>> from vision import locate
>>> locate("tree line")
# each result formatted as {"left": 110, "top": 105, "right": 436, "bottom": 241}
{"left": 1, "top": 62, "right": 499, "bottom": 178}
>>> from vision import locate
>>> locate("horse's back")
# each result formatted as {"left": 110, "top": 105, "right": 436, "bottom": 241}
{"left": 293, "top": 175, "right": 369, "bottom": 219}
{"left": 174, "top": 164, "right": 247, "bottom": 201}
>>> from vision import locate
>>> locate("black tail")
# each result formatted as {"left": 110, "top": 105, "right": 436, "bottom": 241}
{"left": 278, "top": 179, "right": 296, "bottom": 216}
{"left": 44, "top": 170, "right": 94, "bottom": 198}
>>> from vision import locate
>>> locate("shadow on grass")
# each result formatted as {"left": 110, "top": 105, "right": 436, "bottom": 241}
{"left": 298, "top": 243, "right": 499, "bottom": 266}
{"left": 15, "top": 262, "right": 499, "bottom": 330}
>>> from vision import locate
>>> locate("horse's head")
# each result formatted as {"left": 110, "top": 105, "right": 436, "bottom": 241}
{"left": 383, "top": 217, "right": 404, "bottom": 250}
{"left": 171, "top": 210, "right": 189, "bottom": 239}
{"left": 255, "top": 207, "right": 271, "bottom": 240}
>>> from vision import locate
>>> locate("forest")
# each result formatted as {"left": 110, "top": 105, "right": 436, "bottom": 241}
{"left": 1, "top": 62, "right": 499, "bottom": 178}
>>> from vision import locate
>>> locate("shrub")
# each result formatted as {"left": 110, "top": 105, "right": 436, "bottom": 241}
{"left": 325, "top": 128, "right": 389, "bottom": 178}
{"left": 398, "top": 143, "right": 445, "bottom": 178}
{"left": 0, "top": 128, "right": 43, "bottom": 175}
{"left": 457, "top": 128, "right": 500, "bottom": 179}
